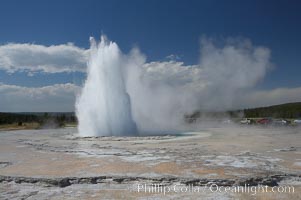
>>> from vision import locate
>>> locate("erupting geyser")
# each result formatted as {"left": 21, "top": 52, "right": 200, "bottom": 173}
{"left": 76, "top": 36, "right": 138, "bottom": 136}
{"left": 75, "top": 35, "right": 272, "bottom": 136}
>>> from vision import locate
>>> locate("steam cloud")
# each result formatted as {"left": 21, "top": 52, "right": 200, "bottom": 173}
{"left": 76, "top": 36, "right": 271, "bottom": 135}
{"left": 124, "top": 38, "right": 271, "bottom": 133}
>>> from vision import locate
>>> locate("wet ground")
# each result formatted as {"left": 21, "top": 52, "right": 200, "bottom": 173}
{"left": 0, "top": 126, "right": 300, "bottom": 199}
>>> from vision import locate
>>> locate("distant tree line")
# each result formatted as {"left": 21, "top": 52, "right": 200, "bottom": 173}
{"left": 185, "top": 102, "right": 301, "bottom": 121}
{"left": 0, "top": 112, "right": 77, "bottom": 127}
{"left": 1, "top": 102, "right": 301, "bottom": 126}
{"left": 243, "top": 102, "right": 301, "bottom": 118}
{"left": 0, "top": 113, "right": 39, "bottom": 124}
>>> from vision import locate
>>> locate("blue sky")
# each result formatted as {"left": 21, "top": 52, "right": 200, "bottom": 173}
{"left": 0, "top": 0, "right": 301, "bottom": 111}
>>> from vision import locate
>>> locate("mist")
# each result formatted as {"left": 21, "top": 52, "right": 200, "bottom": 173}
{"left": 123, "top": 37, "right": 271, "bottom": 133}
{"left": 76, "top": 36, "right": 271, "bottom": 135}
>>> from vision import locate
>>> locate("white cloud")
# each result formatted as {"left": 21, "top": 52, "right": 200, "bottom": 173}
{"left": 0, "top": 43, "right": 88, "bottom": 74}
{"left": 143, "top": 61, "right": 201, "bottom": 87}
{"left": 0, "top": 83, "right": 80, "bottom": 112}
